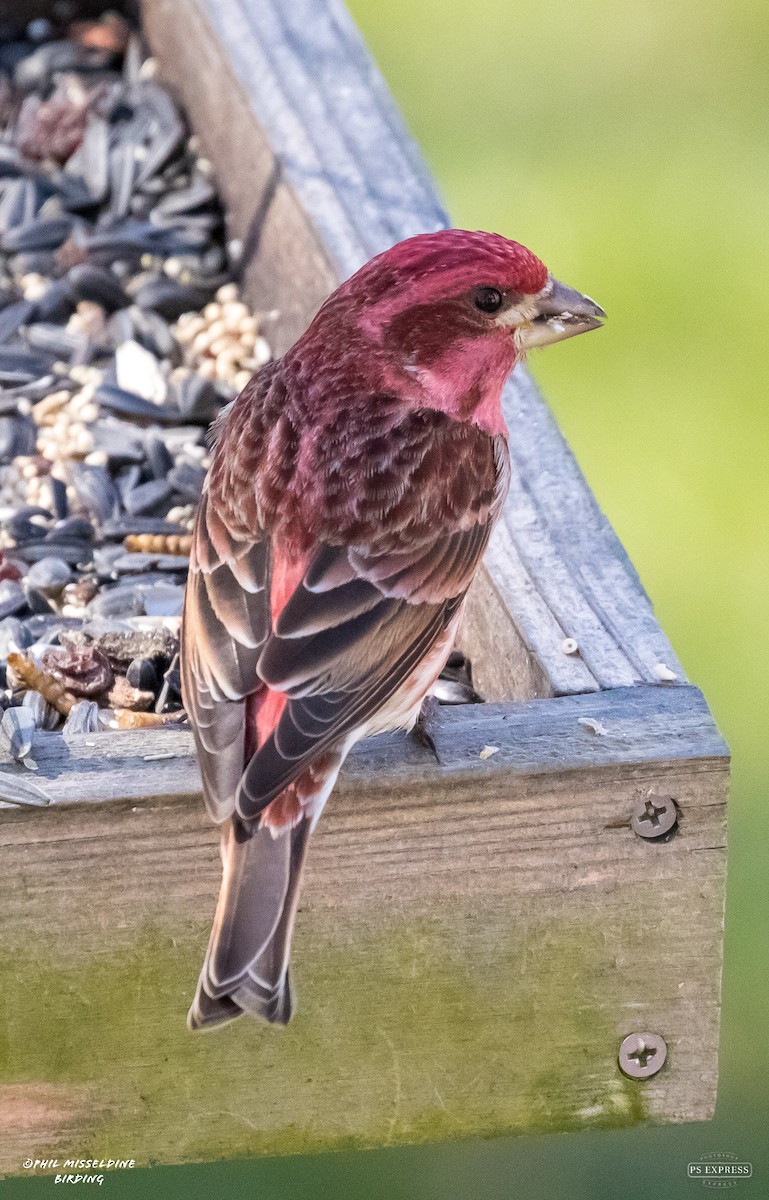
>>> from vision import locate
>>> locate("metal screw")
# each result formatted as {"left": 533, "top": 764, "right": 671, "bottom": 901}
{"left": 630, "top": 796, "right": 678, "bottom": 839}
{"left": 618, "top": 1032, "right": 667, "bottom": 1079}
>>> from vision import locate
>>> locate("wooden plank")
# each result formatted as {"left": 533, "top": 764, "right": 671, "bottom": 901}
{"left": 0, "top": 684, "right": 727, "bottom": 1171}
{"left": 141, "top": 0, "right": 683, "bottom": 700}
{"left": 0, "top": 684, "right": 727, "bottom": 809}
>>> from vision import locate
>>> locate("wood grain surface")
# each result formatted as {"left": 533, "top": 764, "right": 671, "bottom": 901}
{"left": 0, "top": 686, "right": 727, "bottom": 1170}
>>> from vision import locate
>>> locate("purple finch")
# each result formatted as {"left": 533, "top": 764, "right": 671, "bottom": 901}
{"left": 181, "top": 229, "right": 604, "bottom": 1029}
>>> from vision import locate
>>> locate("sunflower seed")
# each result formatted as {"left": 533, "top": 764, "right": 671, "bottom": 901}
{"left": 95, "top": 382, "right": 180, "bottom": 422}
{"left": 112, "top": 552, "right": 158, "bottom": 574}
{"left": 14, "top": 541, "right": 93, "bottom": 567}
{"left": 34, "top": 278, "right": 77, "bottom": 322}
{"left": 143, "top": 432, "right": 174, "bottom": 480}
{"left": 124, "top": 478, "right": 172, "bottom": 516}
{"left": 87, "top": 582, "right": 146, "bottom": 618}
{"left": 50, "top": 477, "right": 68, "bottom": 522}
{"left": 141, "top": 582, "right": 184, "bottom": 618}
{"left": 0, "top": 617, "right": 33, "bottom": 657}
{"left": 167, "top": 461, "right": 206, "bottom": 503}
{"left": 101, "top": 516, "right": 187, "bottom": 539}
{"left": 133, "top": 276, "right": 211, "bottom": 320}
{"left": 24, "top": 323, "right": 88, "bottom": 360}
{"left": 0, "top": 580, "right": 27, "bottom": 621}
{"left": 5, "top": 506, "right": 53, "bottom": 542}
{"left": 175, "top": 373, "right": 220, "bottom": 422}
{"left": 72, "top": 464, "right": 119, "bottom": 523}
{"left": 62, "top": 698, "right": 101, "bottom": 736}
{"left": 2, "top": 215, "right": 74, "bottom": 254}
{"left": 0, "top": 299, "right": 37, "bottom": 343}
{"left": 47, "top": 517, "right": 96, "bottom": 545}
{"left": 14, "top": 41, "right": 112, "bottom": 92}
{"left": 22, "top": 688, "right": 59, "bottom": 730}
{"left": 65, "top": 116, "right": 110, "bottom": 204}
{"left": 25, "top": 556, "right": 72, "bottom": 595}
{"left": 0, "top": 704, "right": 35, "bottom": 761}
{"left": 0, "top": 414, "right": 37, "bottom": 459}
{"left": 0, "top": 772, "right": 51, "bottom": 805}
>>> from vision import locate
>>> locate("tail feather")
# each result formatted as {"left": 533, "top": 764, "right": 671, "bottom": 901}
{"left": 187, "top": 979, "right": 243, "bottom": 1031}
{"left": 187, "top": 814, "right": 311, "bottom": 1031}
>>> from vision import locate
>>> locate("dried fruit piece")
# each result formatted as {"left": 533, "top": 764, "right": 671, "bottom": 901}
{"left": 40, "top": 644, "right": 114, "bottom": 698}
{"left": 107, "top": 676, "right": 154, "bottom": 712}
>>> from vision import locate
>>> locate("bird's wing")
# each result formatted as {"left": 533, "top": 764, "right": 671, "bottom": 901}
{"left": 237, "top": 505, "right": 497, "bottom": 821}
{"left": 180, "top": 488, "right": 271, "bottom": 822}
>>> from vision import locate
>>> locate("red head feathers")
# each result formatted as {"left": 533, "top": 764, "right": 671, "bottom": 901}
{"left": 287, "top": 229, "right": 605, "bottom": 435}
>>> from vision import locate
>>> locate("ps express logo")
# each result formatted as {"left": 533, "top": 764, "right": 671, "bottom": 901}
{"left": 688, "top": 1152, "right": 753, "bottom": 1188}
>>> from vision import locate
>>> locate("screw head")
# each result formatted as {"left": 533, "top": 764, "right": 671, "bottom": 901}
{"left": 618, "top": 1032, "right": 667, "bottom": 1079}
{"left": 630, "top": 795, "right": 678, "bottom": 839}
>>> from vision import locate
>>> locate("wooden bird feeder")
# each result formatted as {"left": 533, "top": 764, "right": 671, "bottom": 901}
{"left": 0, "top": 0, "right": 728, "bottom": 1174}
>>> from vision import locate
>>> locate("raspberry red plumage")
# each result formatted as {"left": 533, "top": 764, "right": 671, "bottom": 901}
{"left": 181, "top": 229, "right": 603, "bottom": 1029}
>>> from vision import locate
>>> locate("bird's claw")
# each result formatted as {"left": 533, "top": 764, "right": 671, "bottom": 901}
{"left": 410, "top": 693, "right": 442, "bottom": 763}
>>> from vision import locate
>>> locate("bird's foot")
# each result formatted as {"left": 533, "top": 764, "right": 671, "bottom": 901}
{"left": 410, "top": 693, "right": 442, "bottom": 763}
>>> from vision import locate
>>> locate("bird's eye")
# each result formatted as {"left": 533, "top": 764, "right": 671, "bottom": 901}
{"left": 474, "top": 287, "right": 504, "bottom": 314}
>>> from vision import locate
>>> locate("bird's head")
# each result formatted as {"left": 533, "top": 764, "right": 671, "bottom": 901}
{"left": 303, "top": 229, "right": 604, "bottom": 435}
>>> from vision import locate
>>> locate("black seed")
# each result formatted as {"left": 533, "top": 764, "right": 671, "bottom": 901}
{"left": 71, "top": 465, "right": 119, "bottom": 523}
{"left": 0, "top": 580, "right": 28, "bottom": 621}
{"left": 0, "top": 414, "right": 37, "bottom": 459}
{"left": 96, "top": 382, "right": 182, "bottom": 423}
{"left": 144, "top": 432, "right": 174, "bottom": 480}
{"left": 24, "top": 322, "right": 87, "bottom": 359}
{"left": 126, "top": 656, "right": 159, "bottom": 692}
{"left": 124, "top": 478, "right": 172, "bottom": 515}
{"left": 0, "top": 617, "right": 34, "bottom": 656}
{"left": 87, "top": 584, "right": 145, "bottom": 619}
{"left": 48, "top": 517, "right": 96, "bottom": 544}
{"left": 115, "top": 463, "right": 142, "bottom": 508}
{"left": 168, "top": 461, "right": 206, "bottom": 503}
{"left": 175, "top": 374, "right": 220, "bottom": 422}
{"left": 34, "top": 278, "right": 77, "bottom": 322}
{"left": 0, "top": 299, "right": 37, "bottom": 343}
{"left": 112, "top": 553, "right": 158, "bottom": 574}
{"left": 15, "top": 540, "right": 94, "bottom": 567}
{"left": 101, "top": 516, "right": 187, "bottom": 539}
{"left": 68, "top": 263, "right": 129, "bottom": 312}
{"left": 25, "top": 556, "right": 72, "bottom": 595}
{"left": 50, "top": 477, "right": 68, "bottom": 521}
{"left": 1, "top": 215, "right": 73, "bottom": 253}
{"left": 133, "top": 276, "right": 212, "bottom": 320}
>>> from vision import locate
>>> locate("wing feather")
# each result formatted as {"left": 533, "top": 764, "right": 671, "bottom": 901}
{"left": 235, "top": 532, "right": 476, "bottom": 820}
{"left": 180, "top": 491, "right": 270, "bottom": 822}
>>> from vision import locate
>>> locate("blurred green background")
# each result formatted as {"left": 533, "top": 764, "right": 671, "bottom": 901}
{"left": 5, "top": 0, "right": 767, "bottom": 1196}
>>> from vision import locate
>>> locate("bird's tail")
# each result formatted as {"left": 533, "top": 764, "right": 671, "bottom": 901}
{"left": 188, "top": 813, "right": 311, "bottom": 1031}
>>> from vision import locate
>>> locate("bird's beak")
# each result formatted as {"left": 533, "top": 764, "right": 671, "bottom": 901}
{"left": 514, "top": 275, "right": 606, "bottom": 350}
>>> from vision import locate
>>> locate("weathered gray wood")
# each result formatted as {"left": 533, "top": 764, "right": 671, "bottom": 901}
{"left": 142, "top": 0, "right": 683, "bottom": 699}
{"left": 0, "top": 684, "right": 727, "bottom": 1171}
{"left": 0, "top": 684, "right": 727, "bottom": 810}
